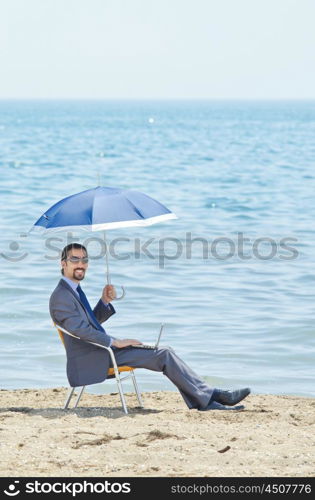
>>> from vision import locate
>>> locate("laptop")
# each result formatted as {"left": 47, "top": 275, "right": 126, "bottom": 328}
{"left": 131, "top": 323, "right": 165, "bottom": 350}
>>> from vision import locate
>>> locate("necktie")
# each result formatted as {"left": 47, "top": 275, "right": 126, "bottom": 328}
{"left": 77, "top": 285, "right": 104, "bottom": 331}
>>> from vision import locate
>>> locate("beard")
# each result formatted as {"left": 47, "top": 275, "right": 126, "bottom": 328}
{"left": 73, "top": 268, "right": 85, "bottom": 280}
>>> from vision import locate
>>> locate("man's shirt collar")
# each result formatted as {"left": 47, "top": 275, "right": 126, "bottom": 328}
{"left": 62, "top": 276, "right": 79, "bottom": 295}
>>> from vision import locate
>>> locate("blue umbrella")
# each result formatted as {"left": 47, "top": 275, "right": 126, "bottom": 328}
{"left": 33, "top": 186, "right": 177, "bottom": 298}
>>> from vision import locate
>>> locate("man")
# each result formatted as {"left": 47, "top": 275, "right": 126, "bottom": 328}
{"left": 50, "top": 243, "right": 250, "bottom": 411}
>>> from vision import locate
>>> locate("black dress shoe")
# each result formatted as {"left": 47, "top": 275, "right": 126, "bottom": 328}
{"left": 213, "top": 387, "right": 251, "bottom": 406}
{"left": 200, "top": 401, "right": 245, "bottom": 411}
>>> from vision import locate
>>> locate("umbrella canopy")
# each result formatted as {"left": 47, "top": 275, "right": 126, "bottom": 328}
{"left": 33, "top": 186, "right": 177, "bottom": 233}
{"left": 32, "top": 186, "right": 177, "bottom": 299}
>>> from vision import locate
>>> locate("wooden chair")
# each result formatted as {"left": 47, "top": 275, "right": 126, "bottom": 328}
{"left": 55, "top": 324, "right": 143, "bottom": 414}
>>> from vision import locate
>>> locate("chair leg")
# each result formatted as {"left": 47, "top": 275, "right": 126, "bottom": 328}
{"left": 115, "top": 375, "right": 128, "bottom": 414}
{"left": 74, "top": 386, "right": 85, "bottom": 408}
{"left": 131, "top": 370, "right": 144, "bottom": 407}
{"left": 64, "top": 387, "right": 75, "bottom": 409}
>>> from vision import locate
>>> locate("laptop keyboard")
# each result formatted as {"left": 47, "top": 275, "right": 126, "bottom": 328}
{"left": 131, "top": 344, "right": 157, "bottom": 349}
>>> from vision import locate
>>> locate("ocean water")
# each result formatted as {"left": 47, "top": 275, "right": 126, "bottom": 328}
{"left": 1, "top": 100, "right": 315, "bottom": 398}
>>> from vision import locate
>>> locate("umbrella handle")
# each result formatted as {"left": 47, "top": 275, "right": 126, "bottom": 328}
{"left": 113, "top": 285, "right": 126, "bottom": 301}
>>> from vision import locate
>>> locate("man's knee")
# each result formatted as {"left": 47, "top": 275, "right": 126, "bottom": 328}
{"left": 155, "top": 346, "right": 177, "bottom": 371}
{"left": 157, "top": 345, "right": 175, "bottom": 356}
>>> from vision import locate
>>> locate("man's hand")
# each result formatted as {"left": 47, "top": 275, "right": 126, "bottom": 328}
{"left": 102, "top": 284, "right": 116, "bottom": 304}
{"left": 112, "top": 338, "right": 143, "bottom": 348}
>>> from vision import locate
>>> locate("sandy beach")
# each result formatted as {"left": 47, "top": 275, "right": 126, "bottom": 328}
{"left": 0, "top": 388, "right": 314, "bottom": 477}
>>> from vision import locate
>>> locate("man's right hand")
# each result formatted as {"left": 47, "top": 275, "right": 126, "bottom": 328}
{"left": 112, "top": 338, "right": 143, "bottom": 348}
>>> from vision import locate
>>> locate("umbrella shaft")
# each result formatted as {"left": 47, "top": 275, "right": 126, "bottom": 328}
{"left": 104, "top": 232, "right": 111, "bottom": 285}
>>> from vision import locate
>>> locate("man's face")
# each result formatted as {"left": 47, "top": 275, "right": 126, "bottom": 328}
{"left": 61, "top": 248, "right": 88, "bottom": 282}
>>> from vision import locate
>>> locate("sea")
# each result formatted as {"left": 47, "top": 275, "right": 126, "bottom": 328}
{"left": 1, "top": 100, "right": 315, "bottom": 398}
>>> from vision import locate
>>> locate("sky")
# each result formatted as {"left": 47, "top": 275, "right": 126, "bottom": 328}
{"left": 0, "top": 0, "right": 315, "bottom": 99}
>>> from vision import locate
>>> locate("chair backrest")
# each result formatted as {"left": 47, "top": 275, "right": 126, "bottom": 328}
{"left": 57, "top": 327, "right": 65, "bottom": 346}
{"left": 54, "top": 324, "right": 81, "bottom": 347}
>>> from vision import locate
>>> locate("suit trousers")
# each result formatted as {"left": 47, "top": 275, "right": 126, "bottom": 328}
{"left": 110, "top": 345, "right": 214, "bottom": 410}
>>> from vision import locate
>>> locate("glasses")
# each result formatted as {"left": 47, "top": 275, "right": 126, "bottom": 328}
{"left": 66, "top": 256, "right": 89, "bottom": 264}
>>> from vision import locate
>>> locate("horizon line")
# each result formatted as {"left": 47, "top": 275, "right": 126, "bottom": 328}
{"left": 0, "top": 97, "right": 315, "bottom": 102}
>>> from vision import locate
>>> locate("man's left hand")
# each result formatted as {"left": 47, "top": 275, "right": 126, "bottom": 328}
{"left": 102, "top": 284, "right": 116, "bottom": 303}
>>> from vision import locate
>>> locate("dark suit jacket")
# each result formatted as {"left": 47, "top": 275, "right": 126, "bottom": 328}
{"left": 49, "top": 278, "right": 115, "bottom": 387}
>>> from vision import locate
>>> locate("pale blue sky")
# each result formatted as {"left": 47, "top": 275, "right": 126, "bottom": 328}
{"left": 1, "top": 0, "right": 314, "bottom": 99}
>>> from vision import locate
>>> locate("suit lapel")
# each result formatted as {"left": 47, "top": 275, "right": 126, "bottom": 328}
{"left": 58, "top": 279, "right": 92, "bottom": 320}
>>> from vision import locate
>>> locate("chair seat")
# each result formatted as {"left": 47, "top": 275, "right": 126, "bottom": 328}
{"left": 108, "top": 366, "right": 134, "bottom": 376}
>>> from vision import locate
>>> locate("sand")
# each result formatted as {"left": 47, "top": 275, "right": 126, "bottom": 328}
{"left": 0, "top": 388, "right": 314, "bottom": 477}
